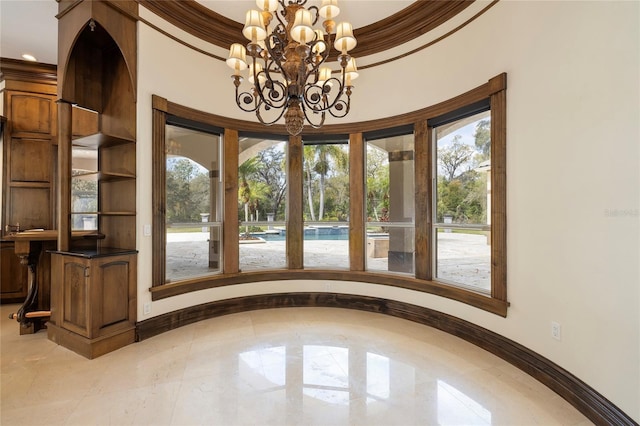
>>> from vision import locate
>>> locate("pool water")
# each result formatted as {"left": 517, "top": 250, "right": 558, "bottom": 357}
{"left": 252, "top": 232, "right": 349, "bottom": 241}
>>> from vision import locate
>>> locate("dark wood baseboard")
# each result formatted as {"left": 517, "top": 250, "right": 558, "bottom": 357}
{"left": 136, "top": 292, "right": 637, "bottom": 426}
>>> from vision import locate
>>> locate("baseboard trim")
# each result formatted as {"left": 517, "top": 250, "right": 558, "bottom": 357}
{"left": 136, "top": 292, "right": 637, "bottom": 426}
{"left": 49, "top": 322, "right": 136, "bottom": 359}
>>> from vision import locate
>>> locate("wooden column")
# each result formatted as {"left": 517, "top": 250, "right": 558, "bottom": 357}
{"left": 491, "top": 87, "right": 507, "bottom": 301}
{"left": 414, "top": 120, "right": 432, "bottom": 280}
{"left": 349, "top": 132, "right": 364, "bottom": 271}
{"left": 57, "top": 100, "right": 72, "bottom": 252}
{"left": 223, "top": 129, "right": 239, "bottom": 273}
{"left": 151, "top": 105, "right": 166, "bottom": 286}
{"left": 287, "top": 135, "right": 303, "bottom": 269}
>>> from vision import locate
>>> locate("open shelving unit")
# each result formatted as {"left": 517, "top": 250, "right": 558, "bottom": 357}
{"left": 70, "top": 106, "right": 136, "bottom": 249}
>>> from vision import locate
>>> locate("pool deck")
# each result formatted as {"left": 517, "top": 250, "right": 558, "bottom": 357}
{"left": 166, "top": 232, "right": 491, "bottom": 291}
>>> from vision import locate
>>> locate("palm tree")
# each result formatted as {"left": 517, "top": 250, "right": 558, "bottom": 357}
{"left": 238, "top": 157, "right": 259, "bottom": 235}
{"left": 303, "top": 147, "right": 317, "bottom": 221}
{"left": 304, "top": 144, "right": 348, "bottom": 221}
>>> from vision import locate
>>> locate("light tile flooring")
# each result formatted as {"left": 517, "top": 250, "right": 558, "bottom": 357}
{"left": 1, "top": 304, "right": 591, "bottom": 425}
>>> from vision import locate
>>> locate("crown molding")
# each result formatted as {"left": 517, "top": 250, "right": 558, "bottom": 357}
{"left": 0, "top": 58, "right": 57, "bottom": 86}
{"left": 137, "top": 0, "right": 474, "bottom": 59}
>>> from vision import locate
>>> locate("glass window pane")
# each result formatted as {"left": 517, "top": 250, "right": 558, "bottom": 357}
{"left": 238, "top": 137, "right": 287, "bottom": 271}
{"left": 303, "top": 142, "right": 350, "bottom": 269}
{"left": 434, "top": 110, "right": 491, "bottom": 292}
{"left": 365, "top": 133, "right": 415, "bottom": 274}
{"left": 165, "top": 124, "right": 221, "bottom": 283}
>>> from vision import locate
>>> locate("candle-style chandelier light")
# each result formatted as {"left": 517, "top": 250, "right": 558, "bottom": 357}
{"left": 226, "top": 0, "right": 358, "bottom": 136}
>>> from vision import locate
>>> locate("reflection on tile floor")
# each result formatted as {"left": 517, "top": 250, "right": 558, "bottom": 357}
{"left": 1, "top": 304, "right": 592, "bottom": 425}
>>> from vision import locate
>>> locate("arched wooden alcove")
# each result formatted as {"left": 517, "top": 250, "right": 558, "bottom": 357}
{"left": 48, "top": 1, "right": 138, "bottom": 359}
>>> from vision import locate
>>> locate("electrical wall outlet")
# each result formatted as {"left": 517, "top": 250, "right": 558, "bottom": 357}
{"left": 143, "top": 302, "right": 152, "bottom": 315}
{"left": 551, "top": 321, "right": 561, "bottom": 341}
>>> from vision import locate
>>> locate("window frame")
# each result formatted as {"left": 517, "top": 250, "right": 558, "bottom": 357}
{"left": 150, "top": 73, "right": 507, "bottom": 315}
{"left": 429, "top": 106, "right": 492, "bottom": 294}
{"left": 237, "top": 133, "right": 289, "bottom": 272}
{"left": 363, "top": 127, "right": 416, "bottom": 275}
{"left": 163, "top": 122, "right": 223, "bottom": 282}
{"left": 301, "top": 138, "right": 351, "bottom": 270}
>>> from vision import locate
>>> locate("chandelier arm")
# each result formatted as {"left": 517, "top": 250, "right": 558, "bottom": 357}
{"left": 300, "top": 100, "right": 326, "bottom": 129}
{"left": 301, "top": 77, "right": 346, "bottom": 112}
{"left": 302, "top": 84, "right": 329, "bottom": 111}
{"left": 235, "top": 88, "right": 262, "bottom": 113}
{"left": 275, "top": 4, "right": 287, "bottom": 27}
{"left": 327, "top": 95, "right": 351, "bottom": 119}
{"left": 255, "top": 79, "right": 288, "bottom": 110}
{"left": 327, "top": 101, "right": 350, "bottom": 119}
{"left": 304, "top": 44, "right": 330, "bottom": 79}
{"left": 263, "top": 33, "right": 287, "bottom": 78}
{"left": 307, "top": 5, "right": 320, "bottom": 26}
{"left": 255, "top": 101, "right": 288, "bottom": 126}
{"left": 249, "top": 54, "right": 290, "bottom": 111}
{"left": 268, "top": 52, "right": 286, "bottom": 79}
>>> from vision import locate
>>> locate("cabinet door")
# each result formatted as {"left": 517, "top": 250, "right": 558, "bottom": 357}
{"left": 60, "top": 257, "right": 91, "bottom": 337}
{"left": 8, "top": 93, "right": 55, "bottom": 136}
{"left": 3, "top": 90, "right": 56, "bottom": 233}
{"left": 91, "top": 254, "right": 137, "bottom": 337}
{"left": 8, "top": 187, "right": 51, "bottom": 230}
{"left": 9, "top": 138, "right": 53, "bottom": 182}
{"left": 0, "top": 242, "right": 28, "bottom": 302}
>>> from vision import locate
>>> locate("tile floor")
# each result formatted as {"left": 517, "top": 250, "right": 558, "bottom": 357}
{"left": 1, "top": 304, "right": 591, "bottom": 425}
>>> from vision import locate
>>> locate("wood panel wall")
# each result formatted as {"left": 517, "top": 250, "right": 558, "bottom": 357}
{"left": 0, "top": 58, "right": 57, "bottom": 303}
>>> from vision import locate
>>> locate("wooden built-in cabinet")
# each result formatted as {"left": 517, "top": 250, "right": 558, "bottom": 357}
{"left": 49, "top": 249, "right": 137, "bottom": 358}
{"left": 0, "top": 59, "right": 57, "bottom": 305}
{"left": 48, "top": 0, "right": 138, "bottom": 357}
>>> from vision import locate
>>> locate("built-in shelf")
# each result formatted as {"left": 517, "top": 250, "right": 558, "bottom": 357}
{"left": 72, "top": 171, "right": 135, "bottom": 181}
{"left": 72, "top": 170, "right": 98, "bottom": 178}
{"left": 72, "top": 132, "right": 135, "bottom": 149}
{"left": 100, "top": 172, "right": 136, "bottom": 181}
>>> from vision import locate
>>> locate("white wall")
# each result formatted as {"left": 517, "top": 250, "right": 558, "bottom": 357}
{"left": 136, "top": 1, "right": 640, "bottom": 421}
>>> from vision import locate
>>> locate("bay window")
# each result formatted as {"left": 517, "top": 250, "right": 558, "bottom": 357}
{"left": 151, "top": 73, "right": 507, "bottom": 315}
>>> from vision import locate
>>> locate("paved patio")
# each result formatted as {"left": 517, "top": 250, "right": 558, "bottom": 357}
{"left": 166, "top": 232, "right": 490, "bottom": 291}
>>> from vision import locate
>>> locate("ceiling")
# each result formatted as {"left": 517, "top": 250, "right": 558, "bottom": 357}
{"left": 0, "top": 0, "right": 415, "bottom": 66}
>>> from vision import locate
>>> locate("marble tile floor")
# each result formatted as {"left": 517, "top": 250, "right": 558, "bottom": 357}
{"left": 1, "top": 304, "right": 591, "bottom": 425}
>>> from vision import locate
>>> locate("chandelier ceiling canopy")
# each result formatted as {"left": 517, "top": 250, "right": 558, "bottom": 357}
{"left": 227, "top": 0, "right": 359, "bottom": 136}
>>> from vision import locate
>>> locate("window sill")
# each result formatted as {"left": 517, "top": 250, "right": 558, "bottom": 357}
{"left": 150, "top": 270, "right": 508, "bottom": 316}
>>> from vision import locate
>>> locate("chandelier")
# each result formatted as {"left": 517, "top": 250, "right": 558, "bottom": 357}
{"left": 226, "top": 0, "right": 358, "bottom": 136}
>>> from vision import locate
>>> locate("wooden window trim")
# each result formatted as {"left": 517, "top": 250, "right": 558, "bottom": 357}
{"left": 150, "top": 73, "right": 507, "bottom": 316}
